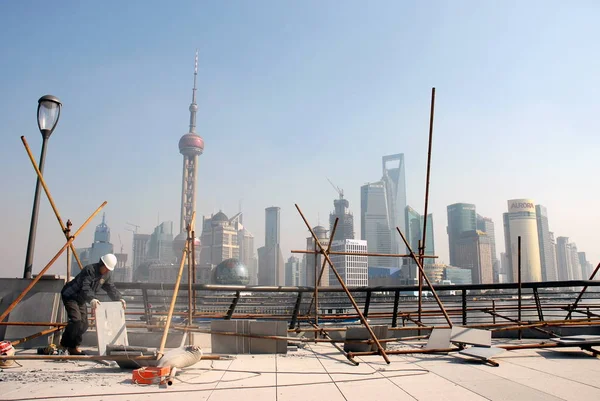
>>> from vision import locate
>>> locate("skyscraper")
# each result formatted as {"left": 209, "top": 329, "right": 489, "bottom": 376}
{"left": 405, "top": 206, "right": 435, "bottom": 256}
{"left": 447, "top": 203, "right": 476, "bottom": 266}
{"left": 454, "top": 230, "right": 494, "bottom": 284}
{"left": 476, "top": 214, "right": 499, "bottom": 282}
{"left": 569, "top": 242, "right": 581, "bottom": 280}
{"left": 535, "top": 205, "right": 558, "bottom": 281}
{"left": 503, "top": 199, "right": 542, "bottom": 282}
{"left": 329, "top": 239, "right": 368, "bottom": 287}
{"left": 178, "top": 52, "right": 205, "bottom": 235}
{"left": 199, "top": 212, "right": 240, "bottom": 267}
{"left": 578, "top": 252, "right": 590, "bottom": 279}
{"left": 146, "top": 221, "right": 175, "bottom": 263}
{"left": 304, "top": 226, "right": 330, "bottom": 287}
{"left": 361, "top": 182, "right": 392, "bottom": 267}
{"left": 132, "top": 233, "right": 150, "bottom": 274}
{"left": 382, "top": 154, "right": 407, "bottom": 256}
{"left": 555, "top": 236, "right": 571, "bottom": 281}
{"left": 328, "top": 191, "right": 354, "bottom": 243}
{"left": 285, "top": 256, "right": 301, "bottom": 286}
{"left": 258, "top": 207, "right": 284, "bottom": 286}
{"left": 89, "top": 213, "right": 114, "bottom": 264}
{"left": 235, "top": 216, "right": 257, "bottom": 285}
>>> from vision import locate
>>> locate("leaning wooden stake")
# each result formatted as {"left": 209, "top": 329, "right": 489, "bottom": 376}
{"left": 21, "top": 136, "right": 85, "bottom": 271}
{"left": 158, "top": 212, "right": 195, "bottom": 356}
{"left": 295, "top": 204, "right": 391, "bottom": 364}
{"left": 0, "top": 201, "right": 107, "bottom": 323}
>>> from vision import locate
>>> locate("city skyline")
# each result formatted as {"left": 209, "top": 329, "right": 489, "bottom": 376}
{"left": 1, "top": 2, "right": 599, "bottom": 278}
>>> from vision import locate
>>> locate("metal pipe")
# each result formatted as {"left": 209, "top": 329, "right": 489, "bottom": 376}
{"left": 292, "top": 249, "right": 437, "bottom": 258}
{"left": 0, "top": 322, "right": 67, "bottom": 327}
{"left": 518, "top": 236, "right": 522, "bottom": 340}
{"left": 191, "top": 229, "right": 197, "bottom": 314}
{"left": 0, "top": 354, "right": 159, "bottom": 362}
{"left": 21, "top": 136, "right": 85, "bottom": 274}
{"left": 396, "top": 227, "right": 453, "bottom": 327}
{"left": 295, "top": 204, "right": 391, "bottom": 364}
{"left": 65, "top": 219, "right": 72, "bottom": 281}
{"left": 0, "top": 201, "right": 107, "bottom": 323}
{"left": 566, "top": 262, "right": 600, "bottom": 319}
{"left": 391, "top": 290, "right": 400, "bottom": 328}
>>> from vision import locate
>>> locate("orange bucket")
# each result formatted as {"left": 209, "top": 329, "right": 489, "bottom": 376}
{"left": 132, "top": 366, "right": 171, "bottom": 385}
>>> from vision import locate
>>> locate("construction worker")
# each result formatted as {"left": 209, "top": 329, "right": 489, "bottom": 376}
{"left": 59, "top": 253, "right": 126, "bottom": 355}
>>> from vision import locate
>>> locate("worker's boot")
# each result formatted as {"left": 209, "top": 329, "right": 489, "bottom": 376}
{"left": 68, "top": 347, "right": 86, "bottom": 355}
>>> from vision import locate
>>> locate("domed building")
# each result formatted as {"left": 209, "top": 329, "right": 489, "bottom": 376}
{"left": 212, "top": 258, "right": 249, "bottom": 285}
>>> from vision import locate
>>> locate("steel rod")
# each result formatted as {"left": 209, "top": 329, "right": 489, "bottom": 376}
{"left": 566, "top": 262, "right": 600, "bottom": 319}
{"left": 0, "top": 201, "right": 107, "bottom": 323}
{"left": 11, "top": 327, "right": 61, "bottom": 346}
{"left": 292, "top": 249, "right": 437, "bottom": 258}
{"left": 295, "top": 204, "right": 391, "bottom": 364}
{"left": 307, "top": 218, "right": 339, "bottom": 315}
{"left": 396, "top": 227, "right": 453, "bottom": 327}
{"left": 518, "top": 235, "right": 522, "bottom": 340}
{"left": 21, "top": 136, "right": 85, "bottom": 271}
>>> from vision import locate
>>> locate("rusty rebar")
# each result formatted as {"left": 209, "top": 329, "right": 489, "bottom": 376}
{"left": 396, "top": 227, "right": 452, "bottom": 327}
{"left": 295, "top": 204, "right": 391, "bottom": 364}
{"left": 292, "top": 249, "right": 437, "bottom": 258}
{"left": 307, "top": 217, "right": 339, "bottom": 315}
{"left": 566, "top": 261, "right": 600, "bottom": 320}
{"left": 518, "top": 235, "right": 522, "bottom": 340}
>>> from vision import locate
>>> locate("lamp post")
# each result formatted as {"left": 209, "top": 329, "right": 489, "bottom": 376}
{"left": 23, "top": 95, "right": 62, "bottom": 279}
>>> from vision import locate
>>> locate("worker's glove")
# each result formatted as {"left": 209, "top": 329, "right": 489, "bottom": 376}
{"left": 120, "top": 299, "right": 127, "bottom": 310}
{"left": 90, "top": 299, "right": 101, "bottom": 309}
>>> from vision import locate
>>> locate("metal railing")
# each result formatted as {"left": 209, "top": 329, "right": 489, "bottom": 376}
{"left": 100, "top": 280, "right": 600, "bottom": 332}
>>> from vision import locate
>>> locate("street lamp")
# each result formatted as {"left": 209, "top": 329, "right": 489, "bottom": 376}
{"left": 23, "top": 95, "right": 62, "bottom": 279}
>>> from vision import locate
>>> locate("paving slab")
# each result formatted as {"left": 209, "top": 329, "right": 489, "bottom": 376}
{"left": 450, "top": 326, "right": 491, "bottom": 347}
{"left": 426, "top": 327, "right": 452, "bottom": 349}
{"left": 95, "top": 301, "right": 128, "bottom": 355}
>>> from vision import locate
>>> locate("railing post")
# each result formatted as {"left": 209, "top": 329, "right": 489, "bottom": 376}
{"left": 289, "top": 292, "right": 303, "bottom": 329}
{"left": 391, "top": 290, "right": 400, "bottom": 328}
{"left": 533, "top": 287, "right": 544, "bottom": 321}
{"left": 225, "top": 291, "right": 241, "bottom": 320}
{"left": 492, "top": 299, "right": 496, "bottom": 324}
{"left": 142, "top": 288, "right": 151, "bottom": 325}
{"left": 462, "top": 289, "right": 467, "bottom": 325}
{"left": 363, "top": 290, "right": 372, "bottom": 319}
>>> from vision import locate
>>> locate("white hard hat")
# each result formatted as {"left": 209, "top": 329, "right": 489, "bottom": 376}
{"left": 100, "top": 253, "right": 117, "bottom": 271}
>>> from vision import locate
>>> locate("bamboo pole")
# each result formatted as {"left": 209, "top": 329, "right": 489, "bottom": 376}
{"left": 295, "top": 204, "right": 391, "bottom": 364}
{"left": 158, "top": 212, "right": 195, "bottom": 356}
{"left": 396, "top": 227, "right": 453, "bottom": 327}
{"left": 0, "top": 201, "right": 107, "bottom": 323}
{"left": 21, "top": 136, "right": 84, "bottom": 271}
{"left": 11, "top": 327, "right": 61, "bottom": 346}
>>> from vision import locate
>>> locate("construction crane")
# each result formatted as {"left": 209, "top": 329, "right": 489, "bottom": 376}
{"left": 126, "top": 222, "right": 140, "bottom": 233}
{"left": 118, "top": 234, "right": 124, "bottom": 254}
{"left": 327, "top": 177, "right": 344, "bottom": 199}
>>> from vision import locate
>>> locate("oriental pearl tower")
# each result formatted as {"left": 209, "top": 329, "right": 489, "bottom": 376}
{"left": 173, "top": 52, "right": 203, "bottom": 257}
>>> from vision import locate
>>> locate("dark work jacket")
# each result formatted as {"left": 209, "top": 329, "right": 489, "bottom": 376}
{"left": 61, "top": 263, "right": 122, "bottom": 304}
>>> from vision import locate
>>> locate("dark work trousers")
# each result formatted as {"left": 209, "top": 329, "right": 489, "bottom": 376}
{"left": 60, "top": 298, "right": 89, "bottom": 348}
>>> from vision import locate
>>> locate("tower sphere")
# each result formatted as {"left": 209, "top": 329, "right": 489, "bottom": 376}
{"left": 179, "top": 133, "right": 204, "bottom": 156}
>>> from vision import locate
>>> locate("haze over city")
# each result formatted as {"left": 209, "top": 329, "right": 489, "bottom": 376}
{"left": 0, "top": 1, "right": 598, "bottom": 279}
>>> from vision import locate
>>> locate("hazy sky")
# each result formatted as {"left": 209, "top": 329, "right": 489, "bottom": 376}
{"left": 1, "top": 1, "right": 598, "bottom": 278}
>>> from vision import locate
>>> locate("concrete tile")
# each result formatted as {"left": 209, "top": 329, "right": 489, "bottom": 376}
{"left": 458, "top": 379, "right": 564, "bottom": 401}
{"left": 211, "top": 320, "right": 251, "bottom": 354}
{"left": 450, "top": 326, "right": 491, "bottom": 347}
{"left": 277, "top": 382, "right": 346, "bottom": 401}
{"left": 209, "top": 386, "right": 276, "bottom": 400}
{"left": 383, "top": 368, "right": 488, "bottom": 400}
{"left": 276, "top": 353, "right": 330, "bottom": 386}
{"left": 215, "top": 355, "right": 276, "bottom": 389}
{"left": 426, "top": 328, "right": 452, "bottom": 349}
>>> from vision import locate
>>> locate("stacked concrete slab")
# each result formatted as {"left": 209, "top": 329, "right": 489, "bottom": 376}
{"left": 211, "top": 320, "right": 287, "bottom": 354}
{"left": 343, "top": 325, "right": 388, "bottom": 352}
